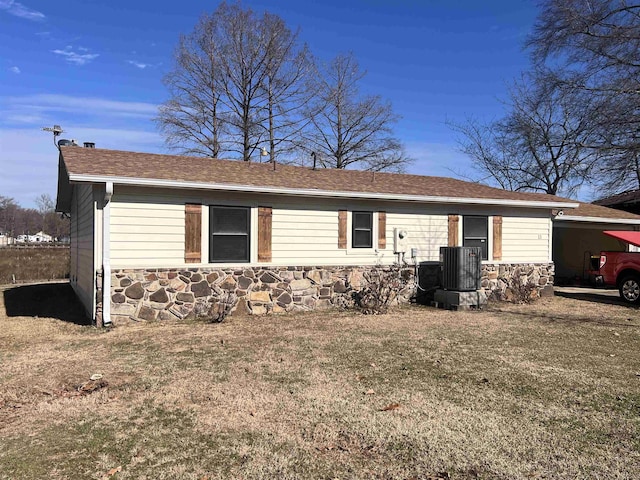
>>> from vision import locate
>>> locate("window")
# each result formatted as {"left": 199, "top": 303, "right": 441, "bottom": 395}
{"left": 352, "top": 211, "right": 373, "bottom": 248}
{"left": 463, "top": 216, "right": 488, "bottom": 260}
{"left": 209, "top": 206, "right": 250, "bottom": 262}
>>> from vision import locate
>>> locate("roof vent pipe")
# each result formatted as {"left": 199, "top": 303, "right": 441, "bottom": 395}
{"left": 84, "top": 142, "right": 95, "bottom": 148}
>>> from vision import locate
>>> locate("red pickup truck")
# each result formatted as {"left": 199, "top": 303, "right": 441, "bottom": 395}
{"left": 590, "top": 231, "right": 640, "bottom": 305}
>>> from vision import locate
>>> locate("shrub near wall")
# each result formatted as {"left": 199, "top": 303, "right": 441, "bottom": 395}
{"left": 0, "top": 247, "right": 70, "bottom": 284}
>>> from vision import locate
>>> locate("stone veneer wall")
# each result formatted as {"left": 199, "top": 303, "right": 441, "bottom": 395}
{"left": 482, "top": 263, "right": 555, "bottom": 300}
{"left": 106, "top": 266, "right": 415, "bottom": 325}
{"left": 101, "top": 262, "right": 554, "bottom": 324}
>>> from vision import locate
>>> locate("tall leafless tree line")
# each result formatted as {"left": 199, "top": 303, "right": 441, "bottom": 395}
{"left": 453, "top": 0, "right": 640, "bottom": 197}
{"left": 156, "top": 2, "right": 410, "bottom": 172}
{"left": 0, "top": 195, "right": 69, "bottom": 240}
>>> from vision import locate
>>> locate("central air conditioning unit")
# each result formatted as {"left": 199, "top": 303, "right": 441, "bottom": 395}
{"left": 439, "top": 246, "right": 482, "bottom": 291}
{"left": 394, "top": 228, "right": 409, "bottom": 253}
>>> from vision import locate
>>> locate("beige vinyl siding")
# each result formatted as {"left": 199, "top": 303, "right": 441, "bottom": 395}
{"left": 70, "top": 184, "right": 95, "bottom": 317}
{"left": 106, "top": 186, "right": 554, "bottom": 267}
{"left": 271, "top": 208, "right": 392, "bottom": 265}
{"left": 501, "top": 216, "right": 551, "bottom": 263}
{"left": 386, "top": 212, "right": 448, "bottom": 262}
{"left": 109, "top": 194, "right": 185, "bottom": 267}
{"left": 271, "top": 207, "right": 449, "bottom": 265}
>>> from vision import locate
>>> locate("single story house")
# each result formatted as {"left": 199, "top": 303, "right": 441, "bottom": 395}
{"left": 552, "top": 202, "right": 640, "bottom": 284}
{"left": 56, "top": 146, "right": 582, "bottom": 325}
{"left": 16, "top": 231, "right": 53, "bottom": 243}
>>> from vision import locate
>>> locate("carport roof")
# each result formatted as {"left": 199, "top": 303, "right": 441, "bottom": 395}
{"left": 554, "top": 202, "right": 640, "bottom": 224}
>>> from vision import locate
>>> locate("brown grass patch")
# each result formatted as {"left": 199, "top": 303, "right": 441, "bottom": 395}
{"left": 0, "top": 247, "right": 69, "bottom": 283}
{"left": 1, "top": 286, "right": 639, "bottom": 479}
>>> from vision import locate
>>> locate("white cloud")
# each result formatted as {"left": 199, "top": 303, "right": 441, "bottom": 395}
{"left": 0, "top": 0, "right": 45, "bottom": 21}
{"left": 0, "top": 92, "right": 166, "bottom": 207}
{"left": 51, "top": 45, "right": 99, "bottom": 66}
{"left": 3, "top": 94, "right": 158, "bottom": 122}
{"left": 127, "top": 60, "right": 151, "bottom": 69}
{"left": 9, "top": 66, "right": 20, "bottom": 74}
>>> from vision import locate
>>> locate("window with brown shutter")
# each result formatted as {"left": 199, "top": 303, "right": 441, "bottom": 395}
{"left": 378, "top": 211, "right": 386, "bottom": 249}
{"left": 209, "top": 206, "right": 250, "bottom": 263}
{"left": 258, "top": 206, "right": 272, "bottom": 262}
{"left": 448, "top": 214, "right": 459, "bottom": 247}
{"left": 492, "top": 216, "right": 503, "bottom": 261}
{"left": 185, "top": 204, "right": 202, "bottom": 263}
{"left": 338, "top": 210, "right": 347, "bottom": 249}
{"left": 463, "top": 215, "right": 488, "bottom": 260}
{"left": 352, "top": 211, "right": 373, "bottom": 248}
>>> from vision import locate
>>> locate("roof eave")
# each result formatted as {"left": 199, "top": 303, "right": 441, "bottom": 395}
{"left": 554, "top": 215, "right": 640, "bottom": 225}
{"left": 66, "top": 173, "right": 579, "bottom": 209}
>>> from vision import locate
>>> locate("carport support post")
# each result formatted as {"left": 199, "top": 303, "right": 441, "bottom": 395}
{"left": 102, "top": 182, "right": 113, "bottom": 326}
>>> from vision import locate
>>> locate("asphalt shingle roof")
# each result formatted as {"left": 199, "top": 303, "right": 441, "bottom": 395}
{"left": 561, "top": 202, "right": 640, "bottom": 221}
{"left": 593, "top": 189, "right": 640, "bottom": 207}
{"left": 60, "top": 147, "right": 576, "bottom": 204}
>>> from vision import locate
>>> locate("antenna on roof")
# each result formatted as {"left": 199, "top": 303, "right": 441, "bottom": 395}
{"left": 42, "top": 124, "right": 64, "bottom": 150}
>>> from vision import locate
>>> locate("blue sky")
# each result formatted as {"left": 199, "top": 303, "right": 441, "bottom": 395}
{"left": 0, "top": 0, "right": 541, "bottom": 208}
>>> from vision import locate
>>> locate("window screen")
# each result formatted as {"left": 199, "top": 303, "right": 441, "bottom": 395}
{"left": 352, "top": 211, "right": 373, "bottom": 248}
{"left": 210, "top": 206, "right": 250, "bottom": 262}
{"left": 463, "top": 216, "right": 488, "bottom": 260}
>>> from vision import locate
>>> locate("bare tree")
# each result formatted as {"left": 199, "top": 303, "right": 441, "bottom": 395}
{"left": 260, "top": 13, "right": 315, "bottom": 162}
{"left": 157, "top": 13, "right": 229, "bottom": 158}
{"left": 0, "top": 196, "right": 18, "bottom": 237}
{"left": 303, "top": 53, "right": 411, "bottom": 172}
{"left": 35, "top": 193, "right": 54, "bottom": 215}
{"left": 157, "top": 2, "right": 313, "bottom": 162}
{"left": 527, "top": 0, "right": 640, "bottom": 192}
{"left": 451, "top": 71, "right": 600, "bottom": 196}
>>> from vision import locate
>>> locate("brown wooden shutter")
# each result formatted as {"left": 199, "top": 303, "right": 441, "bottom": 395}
{"left": 378, "top": 211, "right": 386, "bottom": 249}
{"left": 448, "top": 214, "right": 459, "bottom": 247}
{"left": 185, "top": 204, "right": 202, "bottom": 263}
{"left": 258, "top": 206, "right": 272, "bottom": 262}
{"left": 338, "top": 210, "right": 347, "bottom": 249}
{"left": 492, "top": 216, "right": 503, "bottom": 261}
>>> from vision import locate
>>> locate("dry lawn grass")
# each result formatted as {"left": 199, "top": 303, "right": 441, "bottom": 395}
{"left": 0, "top": 247, "right": 69, "bottom": 283}
{"left": 1, "top": 283, "right": 639, "bottom": 479}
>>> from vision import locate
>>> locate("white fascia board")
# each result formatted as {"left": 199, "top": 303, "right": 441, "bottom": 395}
{"left": 68, "top": 173, "right": 580, "bottom": 210}
{"left": 554, "top": 215, "right": 640, "bottom": 225}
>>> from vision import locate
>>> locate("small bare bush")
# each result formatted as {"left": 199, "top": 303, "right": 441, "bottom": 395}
{"left": 193, "top": 291, "right": 237, "bottom": 323}
{"left": 506, "top": 268, "right": 539, "bottom": 304}
{"left": 211, "top": 292, "right": 237, "bottom": 323}
{"left": 354, "top": 267, "right": 411, "bottom": 314}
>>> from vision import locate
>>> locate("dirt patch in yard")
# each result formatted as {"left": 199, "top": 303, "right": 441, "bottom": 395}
{"left": 1, "top": 285, "right": 639, "bottom": 479}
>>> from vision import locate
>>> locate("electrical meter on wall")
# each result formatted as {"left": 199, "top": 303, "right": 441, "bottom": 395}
{"left": 394, "top": 228, "right": 409, "bottom": 253}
